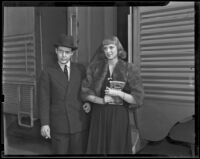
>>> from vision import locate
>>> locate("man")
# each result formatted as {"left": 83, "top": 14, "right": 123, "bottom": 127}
{"left": 39, "top": 34, "right": 90, "bottom": 154}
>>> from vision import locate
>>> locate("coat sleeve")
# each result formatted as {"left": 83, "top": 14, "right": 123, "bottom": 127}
{"left": 81, "top": 63, "right": 96, "bottom": 101}
{"left": 127, "top": 63, "right": 144, "bottom": 107}
{"left": 38, "top": 70, "right": 50, "bottom": 126}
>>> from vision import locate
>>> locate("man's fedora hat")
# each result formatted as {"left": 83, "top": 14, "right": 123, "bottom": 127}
{"left": 54, "top": 34, "right": 78, "bottom": 50}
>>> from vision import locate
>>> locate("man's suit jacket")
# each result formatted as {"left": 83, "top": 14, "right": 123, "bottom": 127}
{"left": 39, "top": 62, "right": 89, "bottom": 134}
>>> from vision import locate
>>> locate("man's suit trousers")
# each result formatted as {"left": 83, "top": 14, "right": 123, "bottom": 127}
{"left": 51, "top": 130, "right": 88, "bottom": 154}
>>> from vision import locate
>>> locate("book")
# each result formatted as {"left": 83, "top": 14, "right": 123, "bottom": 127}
{"left": 108, "top": 81, "right": 125, "bottom": 105}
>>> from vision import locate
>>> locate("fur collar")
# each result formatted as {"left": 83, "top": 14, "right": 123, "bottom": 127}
{"left": 91, "top": 59, "right": 129, "bottom": 96}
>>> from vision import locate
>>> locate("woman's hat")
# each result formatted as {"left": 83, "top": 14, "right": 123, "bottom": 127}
{"left": 54, "top": 34, "right": 78, "bottom": 51}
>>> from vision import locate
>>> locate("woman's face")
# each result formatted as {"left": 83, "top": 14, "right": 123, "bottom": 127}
{"left": 103, "top": 44, "right": 118, "bottom": 60}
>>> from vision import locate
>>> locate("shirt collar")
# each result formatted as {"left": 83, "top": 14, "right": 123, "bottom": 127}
{"left": 66, "top": 61, "right": 70, "bottom": 68}
{"left": 58, "top": 61, "right": 71, "bottom": 70}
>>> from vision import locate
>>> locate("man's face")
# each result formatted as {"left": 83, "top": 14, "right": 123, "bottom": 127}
{"left": 55, "top": 46, "right": 74, "bottom": 64}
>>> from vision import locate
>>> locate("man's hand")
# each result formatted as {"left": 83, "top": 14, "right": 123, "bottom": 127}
{"left": 83, "top": 102, "right": 91, "bottom": 113}
{"left": 41, "top": 125, "right": 51, "bottom": 139}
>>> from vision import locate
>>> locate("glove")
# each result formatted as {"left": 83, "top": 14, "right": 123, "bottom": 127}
{"left": 104, "top": 95, "right": 115, "bottom": 103}
{"left": 105, "top": 87, "right": 121, "bottom": 96}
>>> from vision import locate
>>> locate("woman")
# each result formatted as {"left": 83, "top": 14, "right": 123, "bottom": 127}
{"left": 81, "top": 36, "right": 144, "bottom": 154}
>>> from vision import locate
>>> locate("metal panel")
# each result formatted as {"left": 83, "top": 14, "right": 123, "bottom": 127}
{"left": 3, "top": 33, "right": 36, "bottom": 84}
{"left": 3, "top": 33, "right": 36, "bottom": 127}
{"left": 129, "top": 3, "right": 195, "bottom": 141}
{"left": 3, "top": 84, "right": 20, "bottom": 114}
{"left": 18, "top": 85, "right": 34, "bottom": 127}
{"left": 139, "top": 3, "right": 194, "bottom": 102}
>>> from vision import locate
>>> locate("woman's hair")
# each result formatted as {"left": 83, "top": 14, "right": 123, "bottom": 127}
{"left": 90, "top": 36, "right": 127, "bottom": 64}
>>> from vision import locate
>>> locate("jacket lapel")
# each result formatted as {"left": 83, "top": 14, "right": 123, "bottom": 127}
{"left": 52, "top": 62, "right": 69, "bottom": 89}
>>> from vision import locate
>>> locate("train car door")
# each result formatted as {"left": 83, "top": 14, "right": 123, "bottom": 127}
{"left": 128, "top": 2, "right": 195, "bottom": 141}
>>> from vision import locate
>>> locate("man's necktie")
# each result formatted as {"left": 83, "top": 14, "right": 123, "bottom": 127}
{"left": 64, "top": 65, "right": 68, "bottom": 80}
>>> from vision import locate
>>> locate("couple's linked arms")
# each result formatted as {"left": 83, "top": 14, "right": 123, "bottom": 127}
{"left": 104, "top": 87, "right": 136, "bottom": 104}
{"left": 84, "top": 88, "right": 136, "bottom": 105}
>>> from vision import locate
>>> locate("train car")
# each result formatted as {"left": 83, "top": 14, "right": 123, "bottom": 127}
{"left": 3, "top": 5, "right": 122, "bottom": 127}
{"left": 3, "top": 7, "right": 69, "bottom": 129}
{"left": 2, "top": 2, "right": 196, "bottom": 155}
{"left": 128, "top": 2, "right": 195, "bottom": 141}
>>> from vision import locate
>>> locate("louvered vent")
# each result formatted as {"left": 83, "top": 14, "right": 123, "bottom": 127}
{"left": 18, "top": 85, "right": 34, "bottom": 127}
{"left": 3, "top": 33, "right": 36, "bottom": 127}
{"left": 20, "top": 85, "right": 33, "bottom": 112}
{"left": 139, "top": 2, "right": 194, "bottom": 102}
{"left": 3, "top": 33, "right": 36, "bottom": 83}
